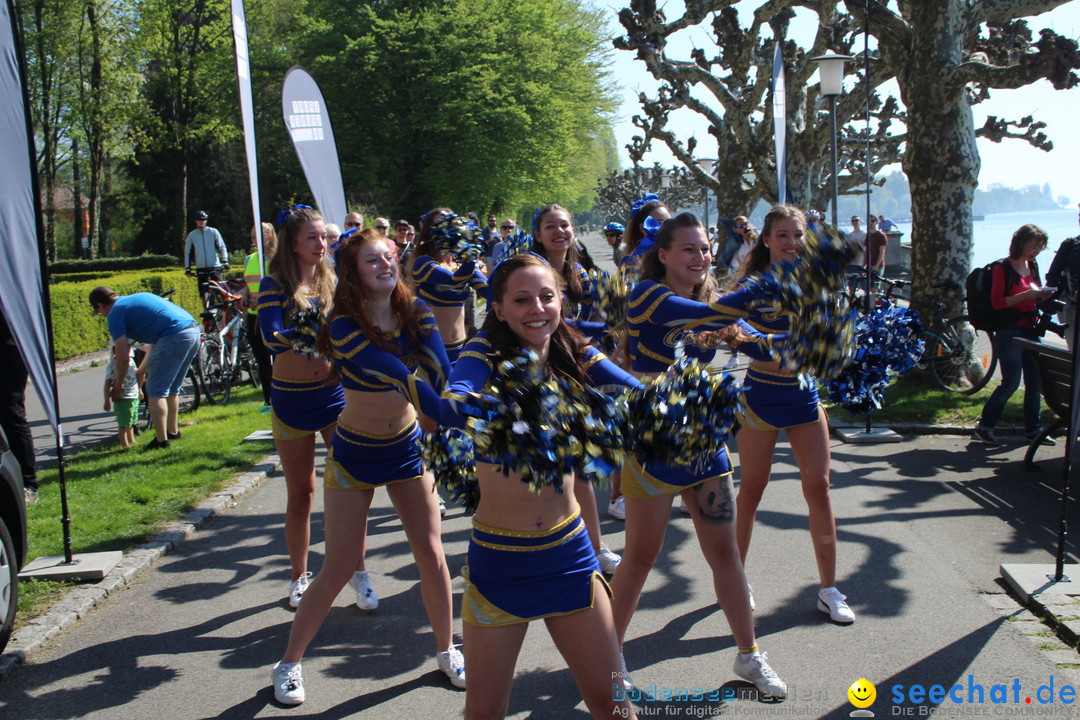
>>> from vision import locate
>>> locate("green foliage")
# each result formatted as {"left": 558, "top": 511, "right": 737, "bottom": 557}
{"left": 49, "top": 270, "right": 202, "bottom": 358}
{"left": 50, "top": 254, "right": 179, "bottom": 275}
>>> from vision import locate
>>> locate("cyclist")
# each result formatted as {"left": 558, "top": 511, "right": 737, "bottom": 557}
{"left": 185, "top": 210, "right": 230, "bottom": 302}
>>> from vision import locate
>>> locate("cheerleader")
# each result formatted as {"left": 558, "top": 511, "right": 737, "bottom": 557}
{"left": 619, "top": 193, "right": 671, "bottom": 283}
{"left": 529, "top": 204, "right": 618, "bottom": 573}
{"left": 258, "top": 207, "right": 358, "bottom": 609}
{"left": 733, "top": 204, "right": 856, "bottom": 624}
{"left": 409, "top": 207, "right": 490, "bottom": 362}
{"left": 270, "top": 229, "right": 463, "bottom": 705}
{"left": 609, "top": 212, "right": 787, "bottom": 698}
{"left": 441, "top": 253, "right": 637, "bottom": 720}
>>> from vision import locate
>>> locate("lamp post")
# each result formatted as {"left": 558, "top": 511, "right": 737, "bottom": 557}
{"left": 809, "top": 51, "right": 852, "bottom": 228}
{"left": 698, "top": 157, "right": 716, "bottom": 232}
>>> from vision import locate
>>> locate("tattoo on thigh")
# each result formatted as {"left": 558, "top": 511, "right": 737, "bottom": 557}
{"left": 694, "top": 480, "right": 735, "bottom": 524}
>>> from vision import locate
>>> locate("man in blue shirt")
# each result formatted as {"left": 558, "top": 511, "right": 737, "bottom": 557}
{"left": 89, "top": 287, "right": 200, "bottom": 450}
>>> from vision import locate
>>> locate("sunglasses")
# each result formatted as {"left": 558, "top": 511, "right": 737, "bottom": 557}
{"left": 501, "top": 225, "right": 514, "bottom": 230}
{"left": 345, "top": 222, "right": 361, "bottom": 228}
{"left": 736, "top": 223, "right": 748, "bottom": 229}
{"left": 605, "top": 232, "right": 620, "bottom": 237}
{"left": 375, "top": 225, "right": 389, "bottom": 231}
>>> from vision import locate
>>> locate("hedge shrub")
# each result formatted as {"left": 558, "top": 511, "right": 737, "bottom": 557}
{"left": 49, "top": 254, "right": 179, "bottom": 275}
{"left": 50, "top": 270, "right": 203, "bottom": 359}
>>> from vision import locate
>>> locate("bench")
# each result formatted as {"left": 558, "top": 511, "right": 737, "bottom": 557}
{"left": 1014, "top": 338, "right": 1073, "bottom": 470}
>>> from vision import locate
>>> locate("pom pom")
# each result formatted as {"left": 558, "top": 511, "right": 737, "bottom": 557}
{"left": 625, "top": 353, "right": 742, "bottom": 470}
{"left": 825, "top": 305, "right": 925, "bottom": 413}
{"left": 747, "top": 223, "right": 861, "bottom": 380}
{"left": 465, "top": 352, "right": 625, "bottom": 492}
{"left": 430, "top": 213, "right": 485, "bottom": 262}
{"left": 289, "top": 307, "right": 324, "bottom": 356}
{"left": 588, "top": 268, "right": 633, "bottom": 327}
{"left": 420, "top": 427, "right": 479, "bottom": 513}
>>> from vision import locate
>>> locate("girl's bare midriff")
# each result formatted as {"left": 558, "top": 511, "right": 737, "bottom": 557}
{"left": 473, "top": 465, "right": 579, "bottom": 533}
{"left": 430, "top": 304, "right": 467, "bottom": 347}
{"left": 273, "top": 350, "right": 333, "bottom": 382}
{"left": 338, "top": 387, "right": 417, "bottom": 436}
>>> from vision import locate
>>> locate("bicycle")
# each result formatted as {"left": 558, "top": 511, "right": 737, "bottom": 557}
{"left": 873, "top": 275, "right": 998, "bottom": 394}
{"left": 197, "top": 279, "right": 261, "bottom": 404}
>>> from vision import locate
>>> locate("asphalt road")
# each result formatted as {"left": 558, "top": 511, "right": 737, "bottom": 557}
{"left": 6, "top": 231, "right": 1080, "bottom": 718}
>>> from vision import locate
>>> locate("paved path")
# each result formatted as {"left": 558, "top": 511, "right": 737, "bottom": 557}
{"left": 4, "top": 428, "right": 1080, "bottom": 718}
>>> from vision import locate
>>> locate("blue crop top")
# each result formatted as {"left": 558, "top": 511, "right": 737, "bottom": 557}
{"left": 410, "top": 255, "right": 491, "bottom": 307}
{"left": 327, "top": 300, "right": 450, "bottom": 420}
{"left": 441, "top": 332, "right": 640, "bottom": 461}
{"left": 257, "top": 275, "right": 325, "bottom": 355}
{"left": 627, "top": 279, "right": 778, "bottom": 373}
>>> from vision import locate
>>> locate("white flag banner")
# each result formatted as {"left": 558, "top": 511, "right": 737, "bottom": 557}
{"left": 281, "top": 67, "right": 347, "bottom": 228}
{"left": 231, "top": 0, "right": 263, "bottom": 266}
{"left": 772, "top": 42, "right": 787, "bottom": 204}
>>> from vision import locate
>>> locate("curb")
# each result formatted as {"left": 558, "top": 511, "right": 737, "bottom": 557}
{"left": 0, "top": 454, "right": 282, "bottom": 678}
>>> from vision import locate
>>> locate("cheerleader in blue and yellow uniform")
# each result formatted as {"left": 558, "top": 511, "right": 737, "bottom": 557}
{"left": 529, "top": 203, "right": 619, "bottom": 574}
{"left": 609, "top": 212, "right": 788, "bottom": 699}
{"left": 732, "top": 204, "right": 857, "bottom": 625}
{"left": 441, "top": 253, "right": 638, "bottom": 720}
{"left": 617, "top": 193, "right": 670, "bottom": 284}
{"left": 258, "top": 206, "right": 347, "bottom": 609}
{"left": 269, "top": 228, "right": 464, "bottom": 706}
{"left": 409, "top": 207, "right": 490, "bottom": 362}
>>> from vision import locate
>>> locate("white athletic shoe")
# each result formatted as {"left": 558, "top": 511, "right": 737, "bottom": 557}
{"left": 349, "top": 570, "right": 379, "bottom": 610}
{"left": 607, "top": 496, "right": 626, "bottom": 520}
{"left": 271, "top": 661, "right": 305, "bottom": 705}
{"left": 436, "top": 646, "right": 466, "bottom": 689}
{"left": 733, "top": 651, "right": 787, "bottom": 699}
{"left": 597, "top": 545, "right": 622, "bottom": 574}
{"left": 288, "top": 572, "right": 312, "bottom": 609}
{"left": 818, "top": 586, "right": 856, "bottom": 623}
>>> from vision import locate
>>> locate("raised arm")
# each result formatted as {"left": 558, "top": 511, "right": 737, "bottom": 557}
{"left": 440, "top": 335, "right": 495, "bottom": 430}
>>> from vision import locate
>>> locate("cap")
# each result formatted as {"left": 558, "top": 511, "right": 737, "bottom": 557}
{"left": 195, "top": 210, "right": 209, "bottom": 220}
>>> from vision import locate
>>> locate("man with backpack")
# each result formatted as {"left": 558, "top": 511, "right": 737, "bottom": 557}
{"left": 1044, "top": 204, "right": 1080, "bottom": 349}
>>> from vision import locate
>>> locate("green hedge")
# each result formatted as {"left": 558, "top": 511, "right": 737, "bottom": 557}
{"left": 50, "top": 254, "right": 179, "bottom": 275}
{"left": 50, "top": 270, "right": 204, "bottom": 359}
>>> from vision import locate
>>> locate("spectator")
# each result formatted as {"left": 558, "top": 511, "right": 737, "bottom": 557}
{"left": 89, "top": 286, "right": 200, "bottom": 450}
{"left": 867, "top": 216, "right": 889, "bottom": 282}
{"left": 846, "top": 215, "right": 867, "bottom": 275}
{"left": 392, "top": 219, "right": 411, "bottom": 257}
{"left": 604, "top": 222, "right": 625, "bottom": 266}
{"left": 973, "top": 225, "right": 1055, "bottom": 446}
{"left": 103, "top": 340, "right": 141, "bottom": 449}
{"left": 184, "top": 210, "right": 229, "bottom": 301}
{"left": 1043, "top": 203, "right": 1080, "bottom": 349}
{"left": 0, "top": 310, "right": 38, "bottom": 503}
{"left": 244, "top": 222, "right": 278, "bottom": 408}
{"left": 372, "top": 217, "right": 390, "bottom": 237}
{"left": 492, "top": 219, "right": 516, "bottom": 266}
{"left": 877, "top": 215, "right": 898, "bottom": 232}
{"left": 343, "top": 212, "right": 363, "bottom": 232}
{"left": 323, "top": 223, "right": 341, "bottom": 250}
{"left": 480, "top": 214, "right": 499, "bottom": 256}
{"left": 728, "top": 216, "right": 758, "bottom": 278}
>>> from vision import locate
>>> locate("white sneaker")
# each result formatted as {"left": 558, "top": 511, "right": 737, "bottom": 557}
{"left": 349, "top": 570, "right": 379, "bottom": 610}
{"left": 271, "top": 661, "right": 305, "bottom": 705}
{"left": 748, "top": 583, "right": 755, "bottom": 612}
{"left": 733, "top": 651, "right": 787, "bottom": 699}
{"left": 607, "top": 496, "right": 626, "bottom": 520}
{"left": 597, "top": 545, "right": 621, "bottom": 574}
{"left": 818, "top": 586, "right": 856, "bottom": 623}
{"left": 619, "top": 651, "right": 635, "bottom": 692}
{"left": 439, "top": 496, "right": 447, "bottom": 516}
{"left": 288, "top": 572, "right": 312, "bottom": 609}
{"left": 436, "top": 645, "right": 466, "bottom": 689}
{"left": 722, "top": 355, "right": 739, "bottom": 370}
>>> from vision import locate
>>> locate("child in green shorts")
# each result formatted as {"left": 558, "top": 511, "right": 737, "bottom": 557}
{"left": 104, "top": 342, "right": 141, "bottom": 448}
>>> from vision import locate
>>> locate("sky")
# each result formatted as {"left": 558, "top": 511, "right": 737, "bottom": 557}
{"left": 601, "top": 1, "right": 1080, "bottom": 204}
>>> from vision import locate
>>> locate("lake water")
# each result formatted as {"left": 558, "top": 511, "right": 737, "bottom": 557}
{"left": 891, "top": 207, "right": 1079, "bottom": 272}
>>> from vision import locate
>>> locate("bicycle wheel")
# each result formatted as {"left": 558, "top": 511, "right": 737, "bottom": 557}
{"left": 178, "top": 366, "right": 201, "bottom": 413}
{"left": 927, "top": 316, "right": 997, "bottom": 394}
{"left": 200, "top": 337, "right": 232, "bottom": 404}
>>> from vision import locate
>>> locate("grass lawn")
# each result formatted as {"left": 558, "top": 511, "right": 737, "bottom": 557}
{"left": 17, "top": 384, "right": 275, "bottom": 629}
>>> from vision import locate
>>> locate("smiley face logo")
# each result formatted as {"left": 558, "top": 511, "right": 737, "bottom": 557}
{"left": 848, "top": 678, "right": 876, "bottom": 708}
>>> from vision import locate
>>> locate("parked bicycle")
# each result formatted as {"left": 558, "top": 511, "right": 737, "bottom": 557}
{"left": 197, "top": 279, "right": 260, "bottom": 404}
{"left": 865, "top": 275, "right": 997, "bottom": 395}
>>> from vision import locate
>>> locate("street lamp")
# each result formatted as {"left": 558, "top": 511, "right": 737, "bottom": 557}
{"left": 697, "top": 157, "right": 716, "bottom": 232}
{"left": 809, "top": 51, "right": 853, "bottom": 228}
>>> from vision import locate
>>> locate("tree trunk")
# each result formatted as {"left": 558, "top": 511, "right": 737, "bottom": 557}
{"left": 73, "top": 136, "right": 84, "bottom": 259}
{"left": 901, "top": 2, "right": 977, "bottom": 317}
